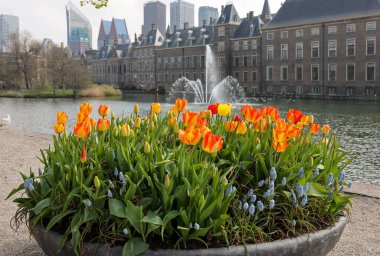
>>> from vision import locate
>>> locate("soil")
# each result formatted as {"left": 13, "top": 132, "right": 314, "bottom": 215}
{"left": 1, "top": 128, "right": 379, "bottom": 255}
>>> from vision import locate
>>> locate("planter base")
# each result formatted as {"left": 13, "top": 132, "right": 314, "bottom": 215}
{"left": 32, "top": 216, "right": 346, "bottom": 256}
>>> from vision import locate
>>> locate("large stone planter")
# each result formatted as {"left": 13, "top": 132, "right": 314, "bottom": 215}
{"left": 32, "top": 216, "right": 346, "bottom": 256}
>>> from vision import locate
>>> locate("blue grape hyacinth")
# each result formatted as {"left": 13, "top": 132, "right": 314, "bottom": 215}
{"left": 270, "top": 167, "right": 277, "bottom": 180}
{"left": 257, "top": 201, "right": 264, "bottom": 212}
{"left": 269, "top": 199, "right": 275, "bottom": 209}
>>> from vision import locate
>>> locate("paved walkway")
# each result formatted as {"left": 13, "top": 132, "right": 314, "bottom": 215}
{"left": 0, "top": 128, "right": 379, "bottom": 255}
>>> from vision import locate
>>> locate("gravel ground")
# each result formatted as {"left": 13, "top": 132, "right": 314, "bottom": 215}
{"left": 0, "top": 128, "right": 379, "bottom": 256}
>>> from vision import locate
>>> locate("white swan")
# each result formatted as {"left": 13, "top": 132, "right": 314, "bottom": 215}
{"left": 0, "top": 114, "right": 11, "bottom": 127}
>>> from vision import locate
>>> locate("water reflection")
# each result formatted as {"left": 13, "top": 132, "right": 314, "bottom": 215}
{"left": 0, "top": 96, "right": 379, "bottom": 184}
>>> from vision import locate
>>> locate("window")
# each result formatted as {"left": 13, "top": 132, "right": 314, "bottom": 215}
{"left": 328, "top": 87, "right": 336, "bottom": 95}
{"left": 171, "top": 74, "right": 175, "bottom": 82}
{"left": 267, "top": 45, "right": 273, "bottom": 60}
{"left": 267, "top": 33, "right": 274, "bottom": 40}
{"left": 328, "top": 40, "right": 337, "bottom": 57}
{"left": 311, "top": 41, "right": 319, "bottom": 58}
{"left": 234, "top": 41, "right": 239, "bottom": 51}
{"left": 200, "top": 56, "right": 205, "bottom": 68}
{"left": 346, "top": 64, "right": 355, "bottom": 81}
{"left": 311, "top": 27, "right": 319, "bottom": 36}
{"left": 252, "top": 71, "right": 257, "bottom": 81}
{"left": 218, "top": 42, "right": 225, "bottom": 52}
{"left": 366, "top": 87, "right": 376, "bottom": 96}
{"left": 266, "top": 66, "right": 273, "bottom": 81}
{"left": 296, "top": 42, "right": 303, "bottom": 59}
{"left": 347, "top": 24, "right": 356, "bottom": 32}
{"left": 296, "top": 29, "right": 303, "bottom": 37}
{"left": 367, "top": 37, "right": 376, "bottom": 55}
{"left": 281, "top": 31, "right": 288, "bottom": 39}
{"left": 243, "top": 56, "right": 248, "bottom": 67}
{"left": 281, "top": 44, "right": 288, "bottom": 60}
{"left": 328, "top": 64, "right": 337, "bottom": 81}
{"left": 218, "top": 27, "right": 225, "bottom": 36}
{"left": 296, "top": 86, "right": 303, "bottom": 94}
{"left": 192, "top": 56, "right": 197, "bottom": 68}
{"left": 243, "top": 41, "right": 248, "bottom": 50}
{"left": 266, "top": 86, "right": 273, "bottom": 93}
{"left": 366, "top": 63, "right": 375, "bottom": 81}
{"left": 234, "top": 71, "right": 239, "bottom": 80}
{"left": 252, "top": 55, "right": 257, "bottom": 66}
{"left": 346, "top": 39, "right": 356, "bottom": 56}
{"left": 311, "top": 64, "right": 319, "bottom": 81}
{"left": 193, "top": 72, "right": 197, "bottom": 81}
{"left": 201, "top": 73, "right": 205, "bottom": 83}
{"left": 366, "top": 21, "right": 376, "bottom": 31}
{"left": 328, "top": 26, "right": 337, "bottom": 34}
{"left": 252, "top": 39, "right": 257, "bottom": 50}
{"left": 296, "top": 65, "right": 303, "bottom": 81}
{"left": 243, "top": 71, "right": 248, "bottom": 82}
{"left": 346, "top": 87, "right": 355, "bottom": 96}
{"left": 281, "top": 65, "right": 288, "bottom": 81}
{"left": 234, "top": 56, "right": 239, "bottom": 67}
{"left": 312, "top": 87, "right": 321, "bottom": 94}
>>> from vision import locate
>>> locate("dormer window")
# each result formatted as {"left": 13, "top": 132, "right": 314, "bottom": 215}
{"left": 233, "top": 15, "right": 238, "bottom": 21}
{"left": 250, "top": 24, "right": 255, "bottom": 35}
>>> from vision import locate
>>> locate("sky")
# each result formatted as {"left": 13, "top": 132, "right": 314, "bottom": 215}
{"left": 0, "top": 0, "right": 282, "bottom": 49}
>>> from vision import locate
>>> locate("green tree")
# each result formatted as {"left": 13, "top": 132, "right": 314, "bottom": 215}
{"left": 80, "top": 0, "right": 109, "bottom": 8}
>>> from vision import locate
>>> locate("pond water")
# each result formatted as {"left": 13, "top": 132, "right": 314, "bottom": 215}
{"left": 0, "top": 95, "right": 379, "bottom": 184}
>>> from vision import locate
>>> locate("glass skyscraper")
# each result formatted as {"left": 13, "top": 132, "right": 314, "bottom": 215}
{"left": 66, "top": 1, "right": 92, "bottom": 56}
{"left": 170, "top": 0, "right": 194, "bottom": 31}
{"left": 198, "top": 6, "right": 219, "bottom": 27}
{"left": 0, "top": 14, "right": 19, "bottom": 53}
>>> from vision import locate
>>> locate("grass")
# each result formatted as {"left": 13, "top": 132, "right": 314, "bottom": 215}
{"left": 0, "top": 85, "right": 122, "bottom": 99}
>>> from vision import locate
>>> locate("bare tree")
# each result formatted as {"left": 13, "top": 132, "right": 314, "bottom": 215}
{"left": 47, "top": 44, "right": 70, "bottom": 94}
{"left": 66, "top": 59, "right": 91, "bottom": 96}
{"left": 11, "top": 30, "right": 42, "bottom": 89}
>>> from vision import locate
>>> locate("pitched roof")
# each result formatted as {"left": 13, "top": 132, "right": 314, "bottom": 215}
{"left": 140, "top": 28, "right": 164, "bottom": 47}
{"left": 266, "top": 0, "right": 380, "bottom": 29}
{"left": 262, "top": 0, "right": 271, "bottom": 16}
{"left": 233, "top": 16, "right": 264, "bottom": 38}
{"left": 160, "top": 25, "right": 214, "bottom": 49}
{"left": 113, "top": 18, "right": 128, "bottom": 36}
{"left": 102, "top": 20, "right": 112, "bottom": 35}
{"left": 217, "top": 4, "right": 240, "bottom": 25}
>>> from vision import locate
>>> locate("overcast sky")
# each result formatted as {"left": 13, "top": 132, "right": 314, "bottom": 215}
{"left": 0, "top": 0, "right": 282, "bottom": 49}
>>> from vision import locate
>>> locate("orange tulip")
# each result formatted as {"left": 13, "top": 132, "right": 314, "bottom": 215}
{"left": 236, "top": 121, "right": 247, "bottom": 135}
{"left": 287, "top": 124, "right": 301, "bottom": 139}
{"left": 272, "top": 129, "right": 289, "bottom": 152}
{"left": 97, "top": 118, "right": 111, "bottom": 131}
{"left": 196, "top": 116, "right": 208, "bottom": 127}
{"left": 80, "top": 146, "right": 87, "bottom": 163}
{"left": 241, "top": 105, "right": 251, "bottom": 116}
{"left": 261, "top": 106, "right": 280, "bottom": 121}
{"left": 134, "top": 117, "right": 141, "bottom": 128}
{"left": 175, "top": 99, "right": 187, "bottom": 113}
{"left": 243, "top": 106, "right": 260, "bottom": 123}
{"left": 272, "top": 140, "right": 289, "bottom": 153}
{"left": 54, "top": 123, "right": 65, "bottom": 134}
{"left": 74, "top": 122, "right": 91, "bottom": 138}
{"left": 178, "top": 126, "right": 202, "bottom": 145}
{"left": 169, "top": 106, "right": 179, "bottom": 116}
{"left": 199, "top": 125, "right": 211, "bottom": 137}
{"left": 56, "top": 112, "right": 68, "bottom": 124}
{"left": 322, "top": 124, "right": 330, "bottom": 135}
{"left": 134, "top": 104, "right": 139, "bottom": 114}
{"left": 202, "top": 132, "right": 224, "bottom": 153}
{"left": 168, "top": 117, "right": 177, "bottom": 128}
{"left": 310, "top": 124, "right": 320, "bottom": 134}
{"left": 301, "top": 115, "right": 313, "bottom": 126}
{"left": 77, "top": 112, "right": 90, "bottom": 123}
{"left": 254, "top": 117, "right": 268, "bottom": 132}
{"left": 151, "top": 102, "right": 162, "bottom": 114}
{"left": 80, "top": 102, "right": 92, "bottom": 114}
{"left": 182, "top": 111, "right": 198, "bottom": 126}
{"left": 286, "top": 109, "right": 303, "bottom": 124}
{"left": 200, "top": 110, "right": 212, "bottom": 120}
{"left": 98, "top": 104, "right": 110, "bottom": 117}
{"left": 120, "top": 124, "right": 131, "bottom": 137}
{"left": 89, "top": 118, "right": 96, "bottom": 129}
{"left": 225, "top": 121, "right": 238, "bottom": 132}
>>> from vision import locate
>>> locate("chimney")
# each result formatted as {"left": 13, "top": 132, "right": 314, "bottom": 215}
{"left": 246, "top": 13, "right": 249, "bottom": 19}
{"left": 221, "top": 5, "right": 224, "bottom": 13}
{"left": 249, "top": 11, "right": 254, "bottom": 20}
{"left": 134, "top": 33, "right": 137, "bottom": 44}
{"left": 60, "top": 42, "right": 64, "bottom": 49}
{"left": 209, "top": 17, "right": 213, "bottom": 25}
{"left": 184, "top": 22, "right": 188, "bottom": 30}
{"left": 151, "top": 23, "right": 156, "bottom": 31}
{"left": 203, "top": 20, "right": 206, "bottom": 27}
{"left": 174, "top": 25, "right": 177, "bottom": 33}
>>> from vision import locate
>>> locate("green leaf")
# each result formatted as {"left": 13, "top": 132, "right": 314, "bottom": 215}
{"left": 46, "top": 210, "right": 75, "bottom": 231}
{"left": 199, "top": 200, "right": 217, "bottom": 223}
{"left": 122, "top": 238, "right": 149, "bottom": 256}
{"left": 141, "top": 211, "right": 163, "bottom": 226}
{"left": 33, "top": 198, "right": 51, "bottom": 215}
{"left": 307, "top": 182, "right": 330, "bottom": 197}
{"left": 6, "top": 183, "right": 24, "bottom": 200}
{"left": 125, "top": 201, "right": 142, "bottom": 234}
{"left": 109, "top": 199, "right": 127, "bottom": 218}
{"left": 161, "top": 210, "right": 180, "bottom": 239}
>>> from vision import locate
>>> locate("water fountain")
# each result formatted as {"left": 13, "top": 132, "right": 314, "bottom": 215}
{"left": 167, "top": 45, "right": 246, "bottom": 104}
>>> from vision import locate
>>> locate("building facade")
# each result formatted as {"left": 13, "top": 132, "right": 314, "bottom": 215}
{"left": 86, "top": 0, "right": 380, "bottom": 99}
{"left": 0, "top": 14, "right": 19, "bottom": 53}
{"left": 170, "top": 0, "right": 195, "bottom": 31}
{"left": 66, "top": 0, "right": 92, "bottom": 56}
{"left": 142, "top": 1, "right": 166, "bottom": 36}
{"left": 97, "top": 20, "right": 112, "bottom": 49}
{"left": 198, "top": 6, "right": 219, "bottom": 27}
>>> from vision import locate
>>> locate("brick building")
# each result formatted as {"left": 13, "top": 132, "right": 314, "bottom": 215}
{"left": 86, "top": 0, "right": 380, "bottom": 99}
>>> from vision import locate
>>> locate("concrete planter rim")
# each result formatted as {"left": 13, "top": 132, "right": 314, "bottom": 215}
{"left": 32, "top": 216, "right": 347, "bottom": 256}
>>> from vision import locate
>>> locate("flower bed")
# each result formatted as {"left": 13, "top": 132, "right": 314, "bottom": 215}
{"left": 8, "top": 99, "right": 352, "bottom": 256}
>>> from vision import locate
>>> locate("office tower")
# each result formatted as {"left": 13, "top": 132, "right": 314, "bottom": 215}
{"left": 198, "top": 6, "right": 219, "bottom": 26}
{"left": 109, "top": 18, "right": 130, "bottom": 45}
{"left": 170, "top": 0, "right": 194, "bottom": 31}
{"left": 0, "top": 14, "right": 19, "bottom": 52}
{"left": 66, "top": 0, "right": 92, "bottom": 56}
{"left": 97, "top": 19, "right": 112, "bottom": 49}
{"left": 142, "top": 1, "right": 166, "bottom": 36}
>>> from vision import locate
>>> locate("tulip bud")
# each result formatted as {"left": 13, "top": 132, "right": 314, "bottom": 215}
{"left": 80, "top": 146, "right": 87, "bottom": 163}
{"left": 94, "top": 176, "right": 101, "bottom": 189}
{"left": 161, "top": 127, "right": 168, "bottom": 136}
{"left": 116, "top": 117, "right": 121, "bottom": 125}
{"left": 144, "top": 141, "right": 151, "bottom": 154}
{"left": 151, "top": 112, "right": 158, "bottom": 123}
{"left": 309, "top": 115, "right": 314, "bottom": 124}
{"left": 134, "top": 117, "right": 141, "bottom": 128}
{"left": 66, "top": 173, "right": 70, "bottom": 183}
{"left": 164, "top": 174, "right": 170, "bottom": 191}
{"left": 231, "top": 151, "right": 236, "bottom": 161}
{"left": 149, "top": 120, "right": 155, "bottom": 131}
{"left": 121, "top": 124, "right": 131, "bottom": 137}
{"left": 198, "top": 194, "right": 206, "bottom": 210}
{"left": 134, "top": 104, "right": 139, "bottom": 114}
{"left": 111, "top": 111, "right": 116, "bottom": 119}
{"left": 112, "top": 126, "right": 119, "bottom": 137}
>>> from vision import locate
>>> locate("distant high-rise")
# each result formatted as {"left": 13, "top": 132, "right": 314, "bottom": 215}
{"left": 170, "top": 0, "right": 194, "bottom": 31}
{"left": 142, "top": 1, "right": 166, "bottom": 36}
{"left": 97, "top": 19, "right": 112, "bottom": 49}
{"left": 0, "top": 14, "right": 19, "bottom": 53}
{"left": 198, "top": 6, "right": 219, "bottom": 26}
{"left": 66, "top": 1, "right": 92, "bottom": 56}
